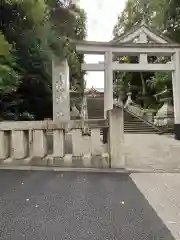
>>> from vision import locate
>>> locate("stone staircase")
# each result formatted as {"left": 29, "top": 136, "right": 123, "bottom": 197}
{"left": 87, "top": 97, "right": 162, "bottom": 134}
{"left": 124, "top": 110, "right": 161, "bottom": 134}
{"left": 87, "top": 97, "right": 104, "bottom": 119}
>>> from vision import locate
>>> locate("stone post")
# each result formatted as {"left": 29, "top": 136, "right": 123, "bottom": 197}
{"left": 108, "top": 107, "right": 125, "bottom": 168}
{"left": 91, "top": 129, "right": 101, "bottom": 155}
{"left": 0, "top": 131, "right": 9, "bottom": 160}
{"left": 53, "top": 130, "right": 65, "bottom": 158}
{"left": 11, "top": 130, "right": 28, "bottom": 159}
{"left": 52, "top": 58, "right": 70, "bottom": 122}
{"left": 72, "top": 129, "right": 83, "bottom": 157}
{"left": 31, "top": 130, "right": 47, "bottom": 158}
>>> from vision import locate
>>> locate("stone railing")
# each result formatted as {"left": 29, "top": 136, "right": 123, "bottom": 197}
{"left": 127, "top": 104, "right": 144, "bottom": 118}
{"left": 125, "top": 104, "right": 156, "bottom": 123}
{"left": 0, "top": 120, "right": 108, "bottom": 167}
{"left": 0, "top": 108, "right": 125, "bottom": 169}
{"left": 124, "top": 92, "right": 156, "bottom": 123}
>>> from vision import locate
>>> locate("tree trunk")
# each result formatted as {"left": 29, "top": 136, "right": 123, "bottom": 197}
{"left": 140, "top": 72, "right": 146, "bottom": 108}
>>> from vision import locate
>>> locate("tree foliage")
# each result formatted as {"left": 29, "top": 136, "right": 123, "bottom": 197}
{"left": 113, "top": 0, "right": 180, "bottom": 108}
{"left": 0, "top": 0, "right": 86, "bottom": 120}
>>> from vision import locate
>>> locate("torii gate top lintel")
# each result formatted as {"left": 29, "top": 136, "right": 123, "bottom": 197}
{"left": 75, "top": 24, "right": 180, "bottom": 55}
{"left": 75, "top": 40, "right": 180, "bottom": 55}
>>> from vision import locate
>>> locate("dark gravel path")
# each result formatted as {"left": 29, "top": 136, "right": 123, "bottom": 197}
{"left": 0, "top": 170, "right": 175, "bottom": 240}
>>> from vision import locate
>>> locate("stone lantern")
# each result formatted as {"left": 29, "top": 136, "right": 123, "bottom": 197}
{"left": 154, "top": 88, "right": 174, "bottom": 131}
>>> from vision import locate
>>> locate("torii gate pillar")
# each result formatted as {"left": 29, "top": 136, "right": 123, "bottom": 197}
{"left": 172, "top": 51, "right": 180, "bottom": 140}
{"left": 104, "top": 51, "right": 113, "bottom": 118}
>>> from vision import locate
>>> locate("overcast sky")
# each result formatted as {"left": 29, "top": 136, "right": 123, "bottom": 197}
{"left": 79, "top": 0, "right": 126, "bottom": 88}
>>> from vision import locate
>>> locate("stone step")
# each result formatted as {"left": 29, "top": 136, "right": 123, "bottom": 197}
{"left": 86, "top": 97, "right": 161, "bottom": 134}
{"left": 124, "top": 128, "right": 158, "bottom": 132}
{"left": 124, "top": 125, "right": 156, "bottom": 130}
{"left": 125, "top": 131, "right": 158, "bottom": 133}
{"left": 124, "top": 127, "right": 159, "bottom": 131}
{"left": 124, "top": 122, "right": 153, "bottom": 125}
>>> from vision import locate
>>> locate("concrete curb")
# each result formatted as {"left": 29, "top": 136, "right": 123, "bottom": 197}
{"left": 0, "top": 165, "right": 128, "bottom": 173}
{"left": 127, "top": 168, "right": 180, "bottom": 173}
{"left": 0, "top": 165, "right": 179, "bottom": 173}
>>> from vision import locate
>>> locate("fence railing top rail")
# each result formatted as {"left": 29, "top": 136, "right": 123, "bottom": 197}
{"left": 0, "top": 119, "right": 108, "bottom": 131}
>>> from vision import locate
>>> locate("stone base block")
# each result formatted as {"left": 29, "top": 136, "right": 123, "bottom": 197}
{"left": 53, "top": 157, "right": 64, "bottom": 167}
{"left": 30, "top": 157, "right": 48, "bottom": 166}
{"left": 64, "top": 154, "right": 73, "bottom": 167}
{"left": 3, "top": 158, "right": 13, "bottom": 165}
{"left": 101, "top": 153, "right": 110, "bottom": 168}
{"left": 82, "top": 153, "right": 91, "bottom": 167}
{"left": 111, "top": 154, "right": 125, "bottom": 169}
{"left": 2, "top": 157, "right": 32, "bottom": 166}
{"left": 45, "top": 155, "right": 54, "bottom": 166}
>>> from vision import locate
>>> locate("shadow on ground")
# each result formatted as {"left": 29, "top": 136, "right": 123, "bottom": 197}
{"left": 0, "top": 171, "right": 175, "bottom": 240}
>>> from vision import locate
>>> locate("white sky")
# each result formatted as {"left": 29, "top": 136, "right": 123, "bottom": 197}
{"left": 79, "top": 0, "right": 126, "bottom": 89}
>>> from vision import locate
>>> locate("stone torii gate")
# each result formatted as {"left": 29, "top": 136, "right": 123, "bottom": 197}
{"left": 52, "top": 23, "right": 180, "bottom": 140}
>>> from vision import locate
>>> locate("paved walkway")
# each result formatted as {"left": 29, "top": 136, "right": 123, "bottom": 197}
{"left": 0, "top": 170, "right": 176, "bottom": 240}
{"left": 124, "top": 134, "right": 180, "bottom": 171}
{"left": 131, "top": 173, "right": 180, "bottom": 240}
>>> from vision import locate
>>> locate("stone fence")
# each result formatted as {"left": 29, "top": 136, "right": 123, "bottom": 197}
{"left": 0, "top": 108, "right": 124, "bottom": 169}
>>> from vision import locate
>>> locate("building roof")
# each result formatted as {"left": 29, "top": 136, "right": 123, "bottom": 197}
{"left": 111, "top": 23, "right": 177, "bottom": 44}
{"left": 85, "top": 87, "right": 104, "bottom": 92}
{"left": 85, "top": 87, "right": 104, "bottom": 94}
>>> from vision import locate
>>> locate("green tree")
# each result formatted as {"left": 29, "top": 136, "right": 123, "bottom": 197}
{"left": 113, "top": 0, "right": 179, "bottom": 108}
{"left": 0, "top": 0, "right": 86, "bottom": 120}
{"left": 0, "top": 32, "right": 20, "bottom": 94}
